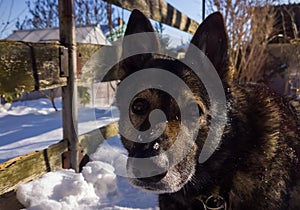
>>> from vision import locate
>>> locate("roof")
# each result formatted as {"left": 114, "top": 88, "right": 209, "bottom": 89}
{"left": 6, "top": 26, "right": 111, "bottom": 45}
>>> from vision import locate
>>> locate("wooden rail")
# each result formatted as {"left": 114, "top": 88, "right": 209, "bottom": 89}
{"left": 105, "top": 0, "right": 199, "bottom": 34}
{"left": 0, "top": 41, "right": 106, "bottom": 96}
{"left": 0, "top": 41, "right": 66, "bottom": 92}
{"left": 0, "top": 122, "right": 118, "bottom": 195}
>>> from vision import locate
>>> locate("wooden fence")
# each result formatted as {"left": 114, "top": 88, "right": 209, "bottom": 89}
{"left": 0, "top": 0, "right": 200, "bottom": 208}
{"left": 0, "top": 122, "right": 118, "bottom": 208}
{"left": 105, "top": 0, "right": 199, "bottom": 34}
{"left": 0, "top": 41, "right": 103, "bottom": 96}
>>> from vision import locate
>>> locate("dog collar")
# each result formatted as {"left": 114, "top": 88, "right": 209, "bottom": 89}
{"left": 194, "top": 186, "right": 227, "bottom": 210}
{"left": 195, "top": 194, "right": 227, "bottom": 210}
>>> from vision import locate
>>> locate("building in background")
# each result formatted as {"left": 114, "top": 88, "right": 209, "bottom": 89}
{"left": 6, "top": 25, "right": 111, "bottom": 45}
{"left": 4, "top": 26, "right": 115, "bottom": 106}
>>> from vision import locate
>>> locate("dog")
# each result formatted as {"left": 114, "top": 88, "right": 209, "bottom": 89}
{"left": 116, "top": 9, "right": 300, "bottom": 210}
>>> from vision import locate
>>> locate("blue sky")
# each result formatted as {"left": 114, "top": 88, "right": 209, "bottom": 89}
{"left": 0, "top": 0, "right": 28, "bottom": 38}
{"left": 0, "top": 0, "right": 203, "bottom": 46}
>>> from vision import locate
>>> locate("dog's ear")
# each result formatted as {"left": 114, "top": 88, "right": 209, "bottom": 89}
{"left": 185, "top": 12, "right": 228, "bottom": 81}
{"left": 119, "top": 9, "right": 160, "bottom": 79}
{"left": 124, "top": 9, "right": 157, "bottom": 36}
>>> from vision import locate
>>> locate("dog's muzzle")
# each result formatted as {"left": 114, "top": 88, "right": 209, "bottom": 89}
{"left": 127, "top": 151, "right": 169, "bottom": 183}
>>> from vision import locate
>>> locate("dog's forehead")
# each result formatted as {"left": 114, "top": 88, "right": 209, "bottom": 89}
{"left": 145, "top": 57, "right": 184, "bottom": 72}
{"left": 123, "top": 56, "right": 208, "bottom": 106}
{"left": 133, "top": 89, "right": 160, "bottom": 100}
{"left": 131, "top": 90, "right": 198, "bottom": 113}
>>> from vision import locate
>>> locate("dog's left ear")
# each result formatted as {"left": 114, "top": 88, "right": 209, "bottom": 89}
{"left": 119, "top": 9, "right": 160, "bottom": 79}
{"left": 185, "top": 12, "right": 228, "bottom": 81}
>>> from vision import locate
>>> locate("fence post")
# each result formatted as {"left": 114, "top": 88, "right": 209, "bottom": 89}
{"left": 202, "top": 0, "right": 205, "bottom": 21}
{"left": 58, "top": 0, "right": 79, "bottom": 172}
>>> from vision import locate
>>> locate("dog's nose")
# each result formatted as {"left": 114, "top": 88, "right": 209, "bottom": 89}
{"left": 127, "top": 153, "right": 169, "bottom": 183}
{"left": 130, "top": 163, "right": 168, "bottom": 183}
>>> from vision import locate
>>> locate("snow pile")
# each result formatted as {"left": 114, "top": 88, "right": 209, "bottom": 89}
{"left": 90, "top": 135, "right": 128, "bottom": 176}
{"left": 17, "top": 168, "right": 101, "bottom": 210}
{"left": 82, "top": 161, "right": 119, "bottom": 200}
{"left": 16, "top": 136, "right": 159, "bottom": 210}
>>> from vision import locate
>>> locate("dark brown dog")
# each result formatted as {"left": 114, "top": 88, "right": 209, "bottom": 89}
{"left": 116, "top": 9, "right": 300, "bottom": 210}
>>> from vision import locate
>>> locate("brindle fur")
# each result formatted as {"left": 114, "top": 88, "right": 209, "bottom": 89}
{"left": 117, "top": 9, "right": 300, "bottom": 210}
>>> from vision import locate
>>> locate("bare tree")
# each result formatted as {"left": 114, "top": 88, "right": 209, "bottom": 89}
{"left": 0, "top": 0, "right": 27, "bottom": 38}
{"left": 16, "top": 0, "right": 109, "bottom": 30}
{"left": 26, "top": 0, "right": 58, "bottom": 29}
{"left": 207, "top": 0, "right": 278, "bottom": 83}
{"left": 154, "top": 22, "right": 177, "bottom": 57}
{"left": 0, "top": 0, "right": 13, "bottom": 36}
{"left": 74, "top": 0, "right": 108, "bottom": 27}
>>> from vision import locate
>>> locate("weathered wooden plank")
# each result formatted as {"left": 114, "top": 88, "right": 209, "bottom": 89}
{"left": 101, "top": 122, "right": 119, "bottom": 139}
{"left": 0, "top": 41, "right": 110, "bottom": 99}
{"left": 0, "top": 40, "right": 67, "bottom": 94}
{"left": 80, "top": 122, "right": 119, "bottom": 155}
{"left": 105, "top": 0, "right": 199, "bottom": 34}
{"left": 0, "top": 122, "right": 119, "bottom": 195}
{"left": 81, "top": 44, "right": 122, "bottom": 82}
{"left": 0, "top": 140, "right": 68, "bottom": 194}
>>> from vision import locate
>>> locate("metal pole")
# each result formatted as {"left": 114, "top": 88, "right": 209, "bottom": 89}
{"left": 58, "top": 0, "right": 79, "bottom": 172}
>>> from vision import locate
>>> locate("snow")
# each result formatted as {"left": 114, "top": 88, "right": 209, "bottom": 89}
{"left": 17, "top": 169, "right": 100, "bottom": 210}
{"left": 16, "top": 136, "right": 159, "bottom": 210}
{"left": 0, "top": 98, "right": 119, "bottom": 162}
{"left": 0, "top": 98, "right": 158, "bottom": 209}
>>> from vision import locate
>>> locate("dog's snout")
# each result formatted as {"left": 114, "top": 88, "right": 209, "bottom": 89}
{"left": 128, "top": 154, "right": 169, "bottom": 183}
{"left": 137, "top": 171, "right": 167, "bottom": 183}
{"left": 129, "top": 164, "right": 167, "bottom": 183}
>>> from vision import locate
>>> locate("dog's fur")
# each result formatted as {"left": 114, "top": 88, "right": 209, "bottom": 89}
{"left": 117, "top": 10, "right": 300, "bottom": 209}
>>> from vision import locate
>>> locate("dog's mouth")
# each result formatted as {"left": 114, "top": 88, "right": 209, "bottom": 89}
{"left": 136, "top": 171, "right": 168, "bottom": 183}
{"left": 127, "top": 155, "right": 195, "bottom": 194}
{"left": 121, "top": 117, "right": 200, "bottom": 193}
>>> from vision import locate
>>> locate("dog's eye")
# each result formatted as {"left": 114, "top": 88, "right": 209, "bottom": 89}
{"left": 131, "top": 98, "right": 149, "bottom": 115}
{"left": 187, "top": 102, "right": 203, "bottom": 116}
{"left": 197, "top": 104, "right": 203, "bottom": 116}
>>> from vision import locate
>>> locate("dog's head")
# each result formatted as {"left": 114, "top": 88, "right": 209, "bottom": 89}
{"left": 116, "top": 9, "right": 228, "bottom": 193}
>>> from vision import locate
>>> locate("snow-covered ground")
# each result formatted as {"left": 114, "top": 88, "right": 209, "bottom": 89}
{"left": 0, "top": 98, "right": 158, "bottom": 209}
{"left": 17, "top": 136, "right": 159, "bottom": 210}
{"left": 0, "top": 98, "right": 118, "bottom": 162}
